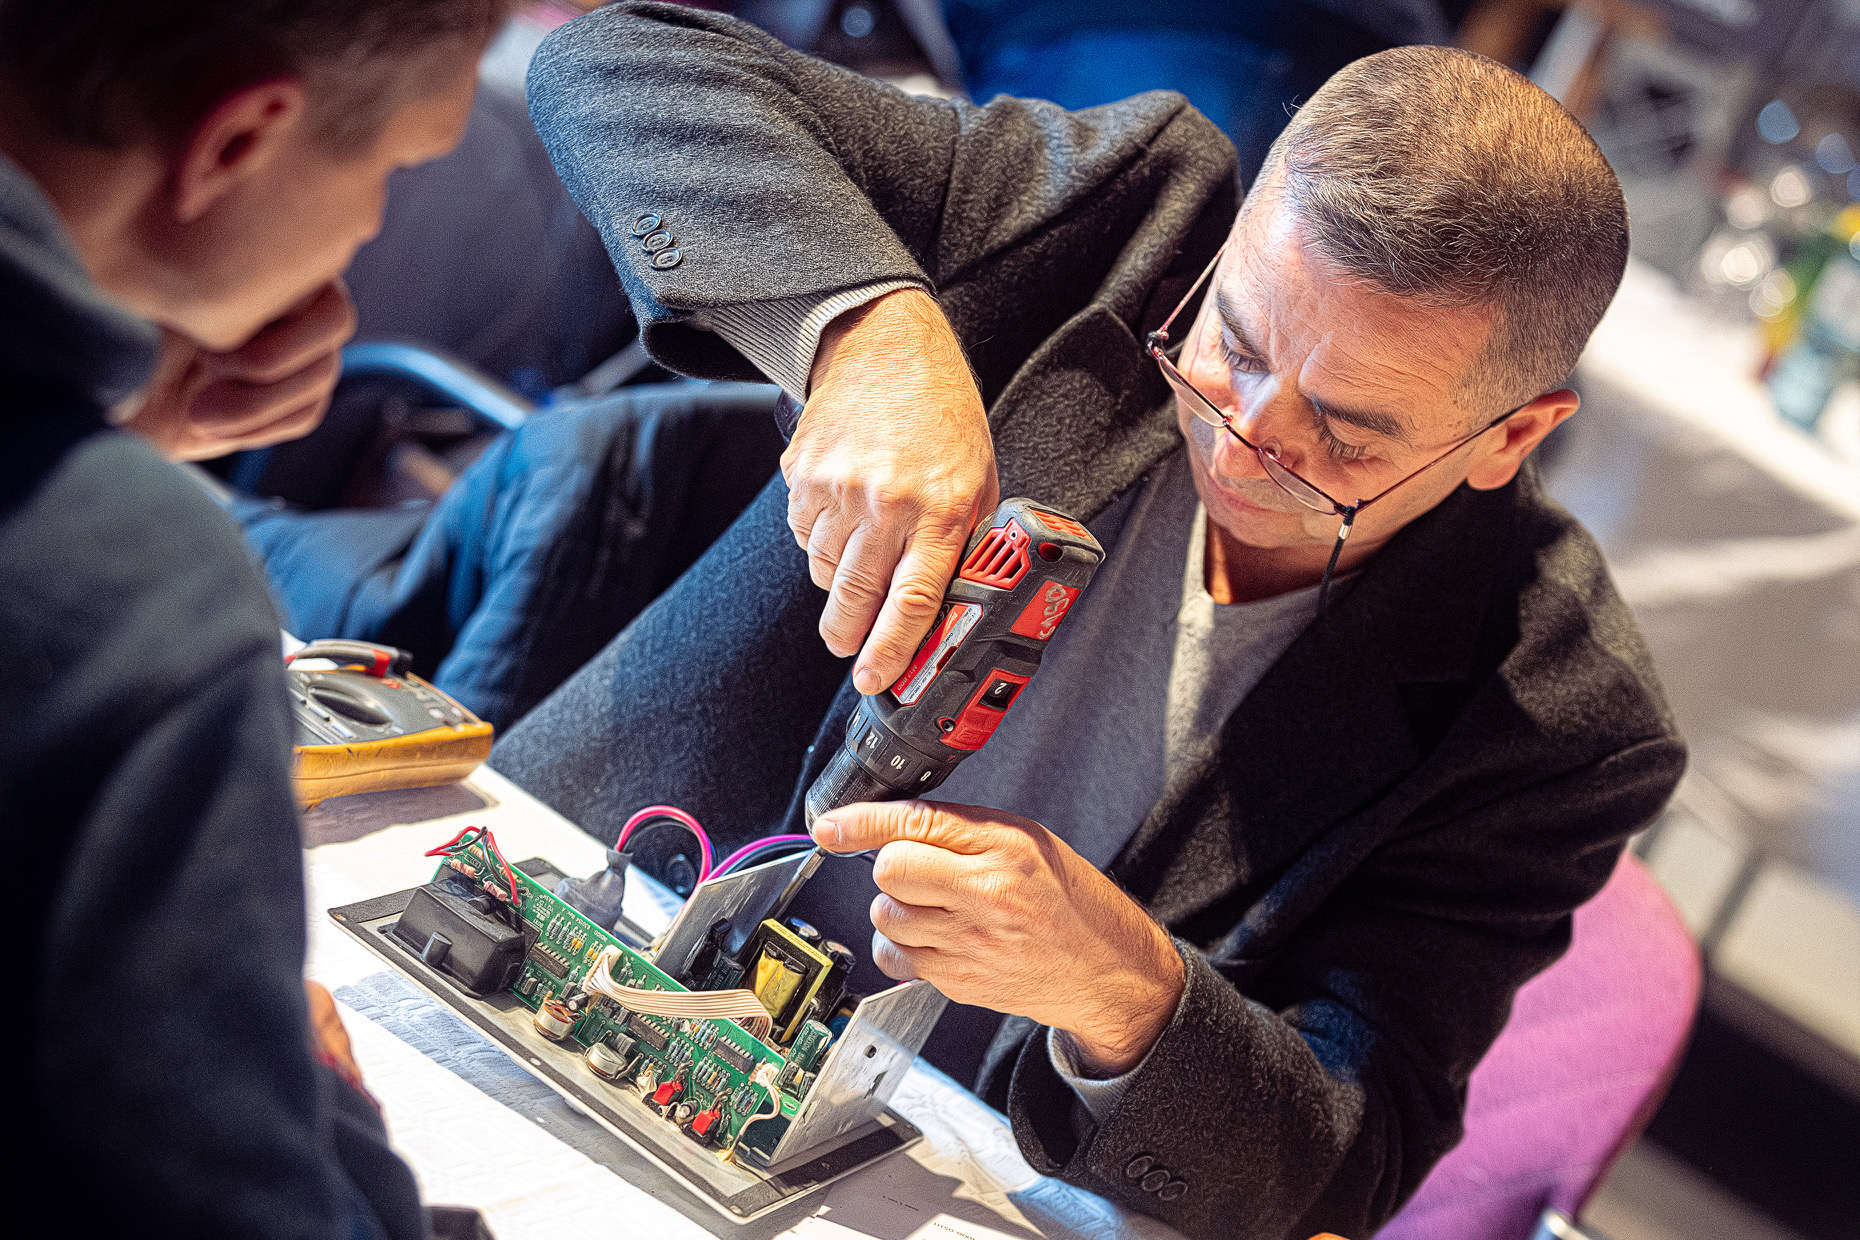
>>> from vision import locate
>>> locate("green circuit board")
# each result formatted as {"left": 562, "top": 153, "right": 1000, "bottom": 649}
{"left": 437, "top": 839, "right": 801, "bottom": 1151}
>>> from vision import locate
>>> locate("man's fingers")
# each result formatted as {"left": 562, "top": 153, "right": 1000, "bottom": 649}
{"left": 853, "top": 526, "right": 967, "bottom": 693}
{"left": 190, "top": 351, "right": 340, "bottom": 436}
{"left": 811, "top": 799, "right": 1016, "bottom": 857}
{"left": 304, "top": 980, "right": 365, "bottom": 1089}
{"left": 869, "top": 930, "right": 924, "bottom": 982}
{"left": 218, "top": 279, "right": 356, "bottom": 383}
{"left": 230, "top": 398, "right": 329, "bottom": 452}
{"left": 869, "top": 839, "right": 967, "bottom": 907}
{"left": 803, "top": 505, "right": 856, "bottom": 592}
{"left": 166, "top": 396, "right": 330, "bottom": 462}
{"left": 822, "top": 522, "right": 906, "bottom": 663}
{"left": 869, "top": 891, "right": 951, "bottom": 948}
{"left": 785, "top": 484, "right": 818, "bottom": 552}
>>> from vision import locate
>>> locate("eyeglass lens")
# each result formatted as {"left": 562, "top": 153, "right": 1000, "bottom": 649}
{"left": 1154, "top": 350, "right": 1342, "bottom": 516}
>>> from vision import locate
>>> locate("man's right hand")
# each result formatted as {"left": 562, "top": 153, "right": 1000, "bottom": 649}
{"left": 784, "top": 288, "right": 1000, "bottom": 695}
{"left": 124, "top": 279, "right": 356, "bottom": 462}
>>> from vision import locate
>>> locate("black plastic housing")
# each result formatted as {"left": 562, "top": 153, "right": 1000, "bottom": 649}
{"left": 390, "top": 878, "right": 530, "bottom": 994}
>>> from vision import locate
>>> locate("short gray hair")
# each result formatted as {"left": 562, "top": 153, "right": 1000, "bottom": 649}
{"left": 1253, "top": 45, "right": 1629, "bottom": 415}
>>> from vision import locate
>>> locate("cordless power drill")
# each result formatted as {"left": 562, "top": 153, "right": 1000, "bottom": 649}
{"left": 804, "top": 498, "right": 1105, "bottom": 825}
{"left": 555, "top": 499, "right": 1103, "bottom": 938}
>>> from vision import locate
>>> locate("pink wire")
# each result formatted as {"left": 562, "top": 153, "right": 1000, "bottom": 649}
{"left": 616, "top": 805, "right": 714, "bottom": 882}
{"left": 713, "top": 834, "right": 815, "bottom": 876}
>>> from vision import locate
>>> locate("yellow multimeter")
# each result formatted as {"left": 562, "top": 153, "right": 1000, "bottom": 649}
{"left": 287, "top": 640, "right": 492, "bottom": 807}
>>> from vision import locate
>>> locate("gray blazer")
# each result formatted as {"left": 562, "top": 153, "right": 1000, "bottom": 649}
{"left": 499, "top": 7, "right": 1687, "bottom": 1238}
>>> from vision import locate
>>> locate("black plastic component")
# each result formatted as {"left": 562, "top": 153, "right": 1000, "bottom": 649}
{"left": 628, "top": 1013, "right": 670, "bottom": 1052}
{"left": 527, "top": 946, "right": 568, "bottom": 978}
{"left": 428, "top": 1205, "right": 495, "bottom": 1240}
{"left": 289, "top": 663, "right": 472, "bottom": 747}
{"left": 663, "top": 852, "right": 697, "bottom": 896}
{"left": 310, "top": 682, "right": 393, "bottom": 725}
{"left": 804, "top": 747, "right": 895, "bottom": 826}
{"left": 737, "top": 1113, "right": 792, "bottom": 1165}
{"left": 554, "top": 848, "right": 634, "bottom": 931}
{"left": 714, "top": 1037, "right": 754, "bottom": 1075}
{"left": 980, "top": 675, "right": 1022, "bottom": 709}
{"left": 701, "top": 956, "right": 746, "bottom": 992}
{"left": 419, "top": 932, "right": 452, "bottom": 967}
{"left": 290, "top": 639, "right": 414, "bottom": 676}
{"left": 390, "top": 878, "right": 529, "bottom": 995}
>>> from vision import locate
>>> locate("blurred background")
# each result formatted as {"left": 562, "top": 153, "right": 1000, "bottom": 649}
{"left": 216, "top": 2, "right": 1860, "bottom": 1237}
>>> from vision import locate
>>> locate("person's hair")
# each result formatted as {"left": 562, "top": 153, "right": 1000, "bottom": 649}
{"left": 1251, "top": 45, "right": 1628, "bottom": 416}
{"left": 0, "top": 0, "right": 521, "bottom": 152}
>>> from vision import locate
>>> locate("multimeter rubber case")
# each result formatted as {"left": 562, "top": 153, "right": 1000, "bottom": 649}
{"left": 287, "top": 640, "right": 492, "bottom": 807}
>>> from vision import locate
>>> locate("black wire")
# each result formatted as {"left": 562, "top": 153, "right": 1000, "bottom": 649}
{"left": 1317, "top": 505, "right": 1357, "bottom": 614}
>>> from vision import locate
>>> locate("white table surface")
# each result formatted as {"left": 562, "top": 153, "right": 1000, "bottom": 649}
{"left": 303, "top": 766, "right": 1184, "bottom": 1240}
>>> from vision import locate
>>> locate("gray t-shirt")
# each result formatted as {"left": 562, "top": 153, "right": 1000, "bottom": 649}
{"left": 929, "top": 447, "right": 1332, "bottom": 1115}
{"left": 930, "top": 446, "right": 1328, "bottom": 864}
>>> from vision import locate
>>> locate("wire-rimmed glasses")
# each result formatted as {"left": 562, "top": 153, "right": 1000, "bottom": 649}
{"left": 1145, "top": 243, "right": 1525, "bottom": 609}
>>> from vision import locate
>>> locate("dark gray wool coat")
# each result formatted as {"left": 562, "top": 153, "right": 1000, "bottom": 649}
{"left": 496, "top": 6, "right": 1688, "bottom": 1237}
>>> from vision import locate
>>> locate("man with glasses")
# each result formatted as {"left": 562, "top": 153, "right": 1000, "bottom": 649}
{"left": 496, "top": 7, "right": 1685, "bottom": 1238}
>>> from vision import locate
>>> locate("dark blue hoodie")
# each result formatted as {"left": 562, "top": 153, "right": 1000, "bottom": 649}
{"left": 0, "top": 153, "right": 426, "bottom": 1240}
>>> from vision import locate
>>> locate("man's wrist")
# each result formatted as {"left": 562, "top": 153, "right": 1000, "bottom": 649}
{"left": 1061, "top": 929, "right": 1187, "bottom": 1077}
{"left": 705, "top": 280, "right": 921, "bottom": 403}
{"left": 808, "top": 286, "right": 952, "bottom": 395}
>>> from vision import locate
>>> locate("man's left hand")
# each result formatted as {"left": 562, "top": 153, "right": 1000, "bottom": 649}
{"left": 124, "top": 279, "right": 356, "bottom": 461}
{"left": 811, "top": 800, "right": 1186, "bottom": 1076}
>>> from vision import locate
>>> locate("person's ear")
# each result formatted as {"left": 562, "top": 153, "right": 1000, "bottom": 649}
{"left": 173, "top": 79, "right": 307, "bottom": 224}
{"left": 1465, "top": 388, "right": 1579, "bottom": 490}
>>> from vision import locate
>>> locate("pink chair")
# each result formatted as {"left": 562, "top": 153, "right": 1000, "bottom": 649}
{"left": 1377, "top": 852, "right": 1702, "bottom": 1239}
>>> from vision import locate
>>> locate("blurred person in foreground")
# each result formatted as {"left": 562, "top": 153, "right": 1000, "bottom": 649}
{"left": 493, "top": 7, "right": 1686, "bottom": 1239}
{"left": 0, "top": 1, "right": 521, "bottom": 1234}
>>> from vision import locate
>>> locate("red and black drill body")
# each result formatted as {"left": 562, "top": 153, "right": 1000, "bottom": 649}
{"left": 804, "top": 498, "right": 1105, "bottom": 825}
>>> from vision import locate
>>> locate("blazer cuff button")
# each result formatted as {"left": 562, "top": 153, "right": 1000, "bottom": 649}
{"left": 631, "top": 212, "right": 662, "bottom": 236}
{"left": 651, "top": 248, "right": 684, "bottom": 270}
{"left": 1157, "top": 1180, "right": 1188, "bottom": 1201}
{"left": 641, "top": 229, "right": 674, "bottom": 253}
{"left": 1124, "top": 1155, "right": 1153, "bottom": 1179}
{"left": 1139, "top": 1170, "right": 1170, "bottom": 1193}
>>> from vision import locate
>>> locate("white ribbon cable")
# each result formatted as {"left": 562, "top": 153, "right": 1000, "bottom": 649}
{"left": 584, "top": 947, "right": 774, "bottom": 1041}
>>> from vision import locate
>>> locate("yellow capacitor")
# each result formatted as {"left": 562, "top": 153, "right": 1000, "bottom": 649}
{"left": 753, "top": 947, "right": 806, "bottom": 1020}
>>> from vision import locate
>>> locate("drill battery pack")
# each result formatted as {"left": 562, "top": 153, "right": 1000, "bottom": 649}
{"left": 288, "top": 640, "right": 491, "bottom": 807}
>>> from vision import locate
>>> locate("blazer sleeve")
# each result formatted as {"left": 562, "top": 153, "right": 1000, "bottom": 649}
{"left": 524, "top": 2, "right": 1236, "bottom": 401}
{"left": 999, "top": 731, "right": 1687, "bottom": 1240}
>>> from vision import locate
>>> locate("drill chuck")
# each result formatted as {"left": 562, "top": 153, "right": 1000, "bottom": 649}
{"left": 804, "top": 696, "right": 965, "bottom": 827}
{"left": 804, "top": 747, "right": 891, "bottom": 829}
